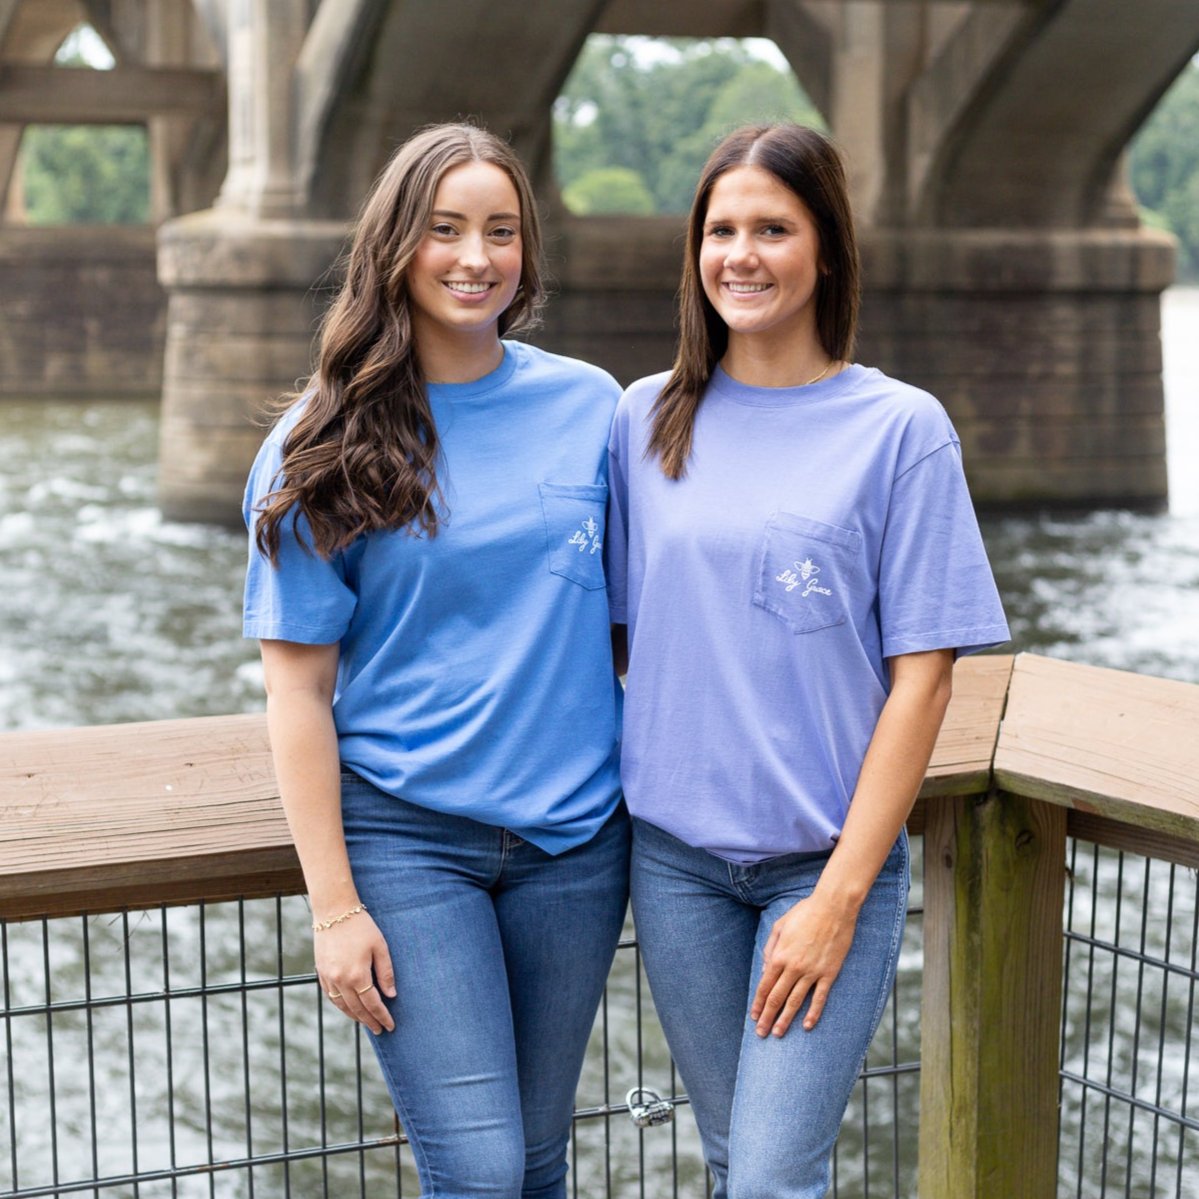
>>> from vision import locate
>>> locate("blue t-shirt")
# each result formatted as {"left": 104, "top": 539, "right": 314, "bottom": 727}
{"left": 244, "top": 340, "right": 623, "bottom": 854}
{"left": 606, "top": 363, "right": 1009, "bottom": 863}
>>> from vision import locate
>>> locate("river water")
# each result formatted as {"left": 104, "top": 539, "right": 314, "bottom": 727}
{"left": 1, "top": 289, "right": 1197, "bottom": 1197}
{"left": 1, "top": 293, "right": 1197, "bottom": 733}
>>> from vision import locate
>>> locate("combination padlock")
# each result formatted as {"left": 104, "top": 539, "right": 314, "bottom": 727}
{"left": 625, "top": 1086, "right": 675, "bottom": 1128}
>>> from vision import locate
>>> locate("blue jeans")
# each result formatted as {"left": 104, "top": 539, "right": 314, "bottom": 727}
{"left": 341, "top": 771, "right": 630, "bottom": 1198}
{"left": 630, "top": 818, "right": 909, "bottom": 1199}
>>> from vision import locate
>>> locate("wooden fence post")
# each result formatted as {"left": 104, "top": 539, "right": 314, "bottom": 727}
{"left": 918, "top": 790, "right": 1067, "bottom": 1198}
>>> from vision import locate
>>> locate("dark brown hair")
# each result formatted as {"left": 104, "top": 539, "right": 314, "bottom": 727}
{"left": 255, "top": 122, "right": 545, "bottom": 561}
{"left": 647, "top": 123, "right": 860, "bottom": 478}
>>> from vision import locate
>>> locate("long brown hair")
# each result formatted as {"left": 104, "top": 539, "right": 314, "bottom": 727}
{"left": 255, "top": 122, "right": 545, "bottom": 561}
{"left": 647, "top": 123, "right": 860, "bottom": 478}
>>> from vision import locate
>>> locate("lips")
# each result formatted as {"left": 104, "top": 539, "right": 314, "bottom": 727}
{"left": 442, "top": 280, "right": 495, "bottom": 296}
{"left": 723, "top": 281, "right": 772, "bottom": 294}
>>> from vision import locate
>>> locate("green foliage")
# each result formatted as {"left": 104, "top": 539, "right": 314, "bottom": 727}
{"left": 1130, "top": 62, "right": 1199, "bottom": 278}
{"left": 21, "top": 124, "right": 150, "bottom": 226}
{"left": 554, "top": 37, "right": 824, "bottom": 215}
{"left": 562, "top": 167, "right": 656, "bottom": 215}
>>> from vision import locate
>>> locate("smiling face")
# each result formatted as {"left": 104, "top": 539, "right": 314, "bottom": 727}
{"left": 407, "top": 160, "right": 523, "bottom": 359}
{"left": 698, "top": 164, "right": 825, "bottom": 358}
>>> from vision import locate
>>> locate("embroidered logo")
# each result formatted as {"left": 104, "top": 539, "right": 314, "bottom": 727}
{"left": 776, "top": 558, "right": 833, "bottom": 598}
{"left": 568, "top": 515, "right": 602, "bottom": 555}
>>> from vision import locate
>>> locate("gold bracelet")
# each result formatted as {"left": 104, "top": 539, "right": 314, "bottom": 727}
{"left": 312, "top": 902, "right": 367, "bottom": 933}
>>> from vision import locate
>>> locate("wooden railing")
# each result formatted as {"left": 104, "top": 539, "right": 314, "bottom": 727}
{"left": 2, "top": 652, "right": 1197, "bottom": 1198}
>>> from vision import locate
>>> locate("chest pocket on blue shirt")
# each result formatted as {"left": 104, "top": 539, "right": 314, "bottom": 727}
{"left": 538, "top": 482, "right": 608, "bottom": 590}
{"left": 753, "top": 512, "right": 860, "bottom": 634}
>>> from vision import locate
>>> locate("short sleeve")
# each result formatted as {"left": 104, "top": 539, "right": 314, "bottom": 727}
{"left": 604, "top": 410, "right": 630, "bottom": 624}
{"left": 878, "top": 442, "right": 1009, "bottom": 659}
{"left": 242, "top": 434, "right": 357, "bottom": 644}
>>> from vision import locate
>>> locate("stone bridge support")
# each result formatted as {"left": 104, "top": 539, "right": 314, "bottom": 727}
{"left": 156, "top": 0, "right": 614, "bottom": 522}
{"left": 831, "top": 0, "right": 1196, "bottom": 506}
{"left": 5, "top": 0, "right": 1196, "bottom": 519}
{"left": 0, "top": 0, "right": 222, "bottom": 399}
{"left": 585, "top": 0, "right": 1193, "bottom": 509}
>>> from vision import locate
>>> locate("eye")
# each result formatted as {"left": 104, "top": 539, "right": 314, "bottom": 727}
{"left": 430, "top": 222, "right": 457, "bottom": 237}
{"left": 705, "top": 224, "right": 734, "bottom": 239}
{"left": 761, "top": 223, "right": 788, "bottom": 237}
{"left": 490, "top": 225, "right": 518, "bottom": 242}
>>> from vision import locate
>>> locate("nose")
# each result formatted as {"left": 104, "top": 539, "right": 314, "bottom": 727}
{"left": 457, "top": 232, "right": 488, "bottom": 273}
{"left": 723, "top": 233, "right": 757, "bottom": 270}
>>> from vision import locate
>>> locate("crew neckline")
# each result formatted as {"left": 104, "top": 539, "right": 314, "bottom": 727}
{"left": 709, "top": 361, "right": 870, "bottom": 407}
{"left": 426, "top": 340, "right": 521, "bottom": 399}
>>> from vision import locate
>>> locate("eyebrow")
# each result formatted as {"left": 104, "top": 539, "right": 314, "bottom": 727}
{"left": 431, "top": 209, "right": 520, "bottom": 221}
{"left": 704, "top": 214, "right": 795, "bottom": 225}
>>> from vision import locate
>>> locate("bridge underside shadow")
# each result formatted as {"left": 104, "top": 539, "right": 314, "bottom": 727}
{"left": 1, "top": 0, "right": 1195, "bottom": 519}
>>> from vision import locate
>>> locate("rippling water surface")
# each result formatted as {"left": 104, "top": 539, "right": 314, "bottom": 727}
{"left": 2, "top": 290, "right": 1196, "bottom": 732}
{"left": 981, "top": 286, "right": 1199, "bottom": 683}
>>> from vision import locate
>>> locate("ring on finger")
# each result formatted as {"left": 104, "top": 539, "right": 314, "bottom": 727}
{"left": 328, "top": 991, "right": 342, "bottom": 1000}
{"left": 356, "top": 983, "right": 375, "bottom": 995}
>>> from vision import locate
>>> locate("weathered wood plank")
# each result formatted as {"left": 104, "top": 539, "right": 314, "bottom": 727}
{"left": 0, "top": 713, "right": 298, "bottom": 918}
{"left": 7, "top": 652, "right": 1198, "bottom": 922}
{"left": 920, "top": 654, "right": 1013, "bottom": 797}
{"left": 994, "top": 654, "right": 1199, "bottom": 844}
{"left": 918, "top": 792, "right": 1067, "bottom": 1198}
{"left": 1066, "top": 810, "right": 1199, "bottom": 871}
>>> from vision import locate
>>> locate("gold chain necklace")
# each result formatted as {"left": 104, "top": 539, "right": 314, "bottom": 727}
{"left": 803, "top": 359, "right": 834, "bottom": 387}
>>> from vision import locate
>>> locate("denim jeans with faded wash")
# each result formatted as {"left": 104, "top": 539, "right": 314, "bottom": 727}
{"left": 630, "top": 817, "right": 909, "bottom": 1199}
{"left": 341, "top": 770, "right": 630, "bottom": 1198}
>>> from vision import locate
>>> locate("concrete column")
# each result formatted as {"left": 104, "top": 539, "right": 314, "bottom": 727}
{"left": 157, "top": 0, "right": 340, "bottom": 525}
{"left": 157, "top": 0, "right": 345, "bottom": 525}
{"left": 218, "top": 0, "right": 307, "bottom": 218}
{"left": 157, "top": 0, "right": 610, "bottom": 525}
{"left": 859, "top": 226, "right": 1174, "bottom": 507}
{"left": 157, "top": 211, "right": 345, "bottom": 524}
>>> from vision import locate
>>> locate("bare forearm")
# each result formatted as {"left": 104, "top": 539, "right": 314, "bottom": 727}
{"left": 266, "top": 689, "right": 359, "bottom": 920}
{"left": 814, "top": 651, "right": 953, "bottom": 912}
{"left": 753, "top": 650, "right": 954, "bottom": 1035}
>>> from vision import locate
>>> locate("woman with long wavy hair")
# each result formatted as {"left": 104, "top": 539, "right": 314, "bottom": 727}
{"left": 244, "top": 122, "right": 629, "bottom": 1198}
{"left": 605, "top": 123, "right": 1009, "bottom": 1198}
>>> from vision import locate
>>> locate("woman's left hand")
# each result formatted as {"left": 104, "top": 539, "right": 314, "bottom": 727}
{"left": 750, "top": 892, "right": 859, "bottom": 1037}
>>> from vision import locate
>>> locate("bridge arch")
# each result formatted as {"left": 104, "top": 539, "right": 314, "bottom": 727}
{"left": 2, "top": 0, "right": 1197, "bottom": 516}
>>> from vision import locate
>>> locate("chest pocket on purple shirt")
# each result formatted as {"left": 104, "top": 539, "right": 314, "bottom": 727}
{"left": 752, "top": 512, "right": 860, "bottom": 634}
{"left": 538, "top": 482, "right": 608, "bottom": 590}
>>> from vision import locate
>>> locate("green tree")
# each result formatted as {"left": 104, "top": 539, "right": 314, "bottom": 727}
{"left": 17, "top": 24, "right": 148, "bottom": 226}
{"left": 1130, "top": 61, "right": 1199, "bottom": 277}
{"left": 562, "top": 167, "right": 656, "bottom": 215}
{"left": 21, "top": 123, "right": 150, "bottom": 225}
{"left": 555, "top": 37, "right": 824, "bottom": 215}
{"left": 655, "top": 60, "right": 826, "bottom": 212}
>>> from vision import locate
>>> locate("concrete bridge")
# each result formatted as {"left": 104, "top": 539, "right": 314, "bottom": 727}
{"left": 1, "top": 0, "right": 1196, "bottom": 522}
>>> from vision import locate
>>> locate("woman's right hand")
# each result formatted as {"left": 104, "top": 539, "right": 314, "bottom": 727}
{"left": 314, "top": 911, "right": 397, "bottom": 1035}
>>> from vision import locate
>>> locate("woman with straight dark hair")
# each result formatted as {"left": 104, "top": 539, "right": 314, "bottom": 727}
{"left": 244, "top": 122, "right": 629, "bottom": 1198}
{"left": 606, "top": 123, "right": 1008, "bottom": 1197}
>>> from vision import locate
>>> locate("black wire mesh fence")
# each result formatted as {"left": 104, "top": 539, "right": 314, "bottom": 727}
{"left": 1059, "top": 840, "right": 1198, "bottom": 1199}
{"left": 0, "top": 843, "right": 925, "bottom": 1199}
{"left": 6, "top": 831, "right": 1195, "bottom": 1198}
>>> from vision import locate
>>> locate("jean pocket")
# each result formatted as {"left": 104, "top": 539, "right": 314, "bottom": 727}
{"left": 752, "top": 512, "right": 860, "bottom": 634}
{"left": 539, "top": 481, "right": 608, "bottom": 590}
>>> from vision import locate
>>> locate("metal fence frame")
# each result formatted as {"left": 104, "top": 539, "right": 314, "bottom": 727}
{"left": 4, "top": 835, "right": 1198, "bottom": 1197}
{"left": 1, "top": 888, "right": 923, "bottom": 1199}
{"left": 1058, "top": 839, "right": 1198, "bottom": 1199}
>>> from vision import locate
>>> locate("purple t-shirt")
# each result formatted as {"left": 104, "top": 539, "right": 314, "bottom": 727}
{"left": 606, "top": 363, "right": 1009, "bottom": 863}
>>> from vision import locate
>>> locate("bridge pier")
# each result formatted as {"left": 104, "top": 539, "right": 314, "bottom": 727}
{"left": 861, "top": 227, "right": 1174, "bottom": 508}
{"left": 155, "top": 211, "right": 345, "bottom": 524}
{"left": 2, "top": 0, "right": 1196, "bottom": 521}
